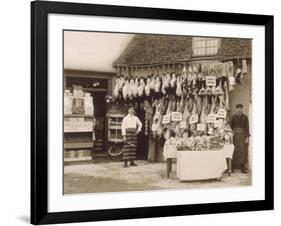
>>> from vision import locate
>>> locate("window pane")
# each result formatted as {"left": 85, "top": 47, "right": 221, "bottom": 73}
{"left": 201, "top": 41, "right": 206, "bottom": 47}
{"left": 207, "top": 40, "right": 212, "bottom": 47}
{"left": 193, "top": 37, "right": 220, "bottom": 55}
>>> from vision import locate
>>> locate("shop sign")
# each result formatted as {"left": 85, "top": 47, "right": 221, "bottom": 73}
{"left": 189, "top": 114, "right": 198, "bottom": 124}
{"left": 216, "top": 109, "right": 227, "bottom": 118}
{"left": 180, "top": 120, "right": 187, "bottom": 129}
{"left": 171, "top": 112, "right": 182, "bottom": 121}
{"left": 207, "top": 113, "right": 217, "bottom": 123}
{"left": 197, "top": 123, "right": 206, "bottom": 131}
{"left": 162, "top": 114, "right": 171, "bottom": 124}
{"left": 206, "top": 76, "right": 216, "bottom": 87}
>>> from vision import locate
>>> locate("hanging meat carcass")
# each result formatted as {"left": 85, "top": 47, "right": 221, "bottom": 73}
{"left": 151, "top": 98, "right": 164, "bottom": 136}
{"left": 200, "top": 95, "right": 208, "bottom": 123}
{"left": 179, "top": 95, "right": 185, "bottom": 113}
{"left": 170, "top": 73, "right": 177, "bottom": 88}
{"left": 133, "top": 77, "right": 139, "bottom": 97}
{"left": 113, "top": 77, "right": 120, "bottom": 98}
{"left": 165, "top": 96, "right": 173, "bottom": 115}
{"left": 242, "top": 59, "right": 248, "bottom": 75}
{"left": 227, "top": 61, "right": 235, "bottom": 91}
{"left": 170, "top": 96, "right": 177, "bottom": 112}
{"left": 145, "top": 77, "right": 151, "bottom": 97}
{"left": 137, "top": 78, "right": 145, "bottom": 97}
{"left": 235, "top": 65, "right": 242, "bottom": 84}
{"left": 154, "top": 75, "right": 161, "bottom": 99}
{"left": 122, "top": 79, "right": 130, "bottom": 100}
{"left": 182, "top": 98, "right": 191, "bottom": 129}
{"left": 216, "top": 80, "right": 226, "bottom": 109}
{"left": 224, "top": 78, "right": 230, "bottom": 111}
{"left": 161, "top": 74, "right": 167, "bottom": 95}
{"left": 176, "top": 75, "right": 183, "bottom": 97}
{"left": 143, "top": 100, "right": 154, "bottom": 136}
{"left": 128, "top": 77, "right": 134, "bottom": 98}
{"left": 150, "top": 75, "right": 156, "bottom": 91}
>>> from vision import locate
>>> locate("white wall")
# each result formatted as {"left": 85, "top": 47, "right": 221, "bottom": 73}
{"left": 64, "top": 31, "right": 133, "bottom": 72}
{"left": 0, "top": 0, "right": 279, "bottom": 226}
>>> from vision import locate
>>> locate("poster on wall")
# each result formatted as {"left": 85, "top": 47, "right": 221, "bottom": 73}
{"left": 31, "top": 1, "right": 273, "bottom": 224}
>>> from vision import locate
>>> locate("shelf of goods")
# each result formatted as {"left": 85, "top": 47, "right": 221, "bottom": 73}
{"left": 107, "top": 113, "right": 125, "bottom": 143}
{"left": 64, "top": 88, "right": 95, "bottom": 161}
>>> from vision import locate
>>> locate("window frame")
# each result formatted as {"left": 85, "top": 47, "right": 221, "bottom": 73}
{"left": 192, "top": 37, "right": 221, "bottom": 56}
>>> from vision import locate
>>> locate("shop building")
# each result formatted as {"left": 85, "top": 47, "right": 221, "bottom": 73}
{"left": 113, "top": 35, "right": 252, "bottom": 161}
{"left": 64, "top": 34, "right": 251, "bottom": 163}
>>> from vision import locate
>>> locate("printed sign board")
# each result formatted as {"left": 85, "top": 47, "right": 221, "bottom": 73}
{"left": 162, "top": 114, "right": 171, "bottom": 124}
{"left": 207, "top": 113, "right": 217, "bottom": 123}
{"left": 171, "top": 112, "right": 182, "bottom": 122}
{"left": 206, "top": 76, "right": 216, "bottom": 87}
{"left": 197, "top": 123, "right": 206, "bottom": 131}
{"left": 217, "top": 109, "right": 227, "bottom": 118}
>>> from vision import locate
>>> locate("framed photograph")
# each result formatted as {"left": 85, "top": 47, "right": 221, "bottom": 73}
{"left": 31, "top": 1, "right": 274, "bottom": 224}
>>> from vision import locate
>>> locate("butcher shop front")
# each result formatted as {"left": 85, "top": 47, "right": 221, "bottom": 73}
{"left": 64, "top": 31, "right": 252, "bottom": 194}
{"left": 109, "top": 35, "right": 252, "bottom": 169}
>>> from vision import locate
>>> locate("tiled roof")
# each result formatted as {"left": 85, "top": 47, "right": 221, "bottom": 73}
{"left": 113, "top": 34, "right": 192, "bottom": 67}
{"left": 113, "top": 35, "right": 251, "bottom": 67}
{"left": 217, "top": 38, "right": 252, "bottom": 59}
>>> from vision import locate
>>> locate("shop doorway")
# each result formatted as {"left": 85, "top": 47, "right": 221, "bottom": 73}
{"left": 90, "top": 90, "right": 107, "bottom": 155}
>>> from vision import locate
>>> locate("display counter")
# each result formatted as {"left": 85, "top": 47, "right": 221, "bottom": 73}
{"left": 176, "top": 144, "right": 234, "bottom": 181}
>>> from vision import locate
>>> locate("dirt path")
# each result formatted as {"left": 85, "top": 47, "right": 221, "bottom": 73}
{"left": 64, "top": 161, "right": 251, "bottom": 194}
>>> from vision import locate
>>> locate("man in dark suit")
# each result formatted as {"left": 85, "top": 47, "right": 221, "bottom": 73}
{"left": 230, "top": 104, "right": 250, "bottom": 173}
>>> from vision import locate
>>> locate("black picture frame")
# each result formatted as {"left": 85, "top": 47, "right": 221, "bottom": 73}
{"left": 31, "top": 0, "right": 274, "bottom": 224}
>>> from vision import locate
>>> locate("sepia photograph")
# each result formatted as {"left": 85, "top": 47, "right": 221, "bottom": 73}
{"left": 63, "top": 30, "right": 252, "bottom": 194}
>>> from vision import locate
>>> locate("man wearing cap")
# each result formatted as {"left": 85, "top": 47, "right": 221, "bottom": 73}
{"left": 230, "top": 104, "right": 250, "bottom": 173}
{"left": 121, "top": 106, "right": 142, "bottom": 168}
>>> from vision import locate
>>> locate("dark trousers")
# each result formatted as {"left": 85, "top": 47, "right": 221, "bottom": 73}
{"left": 124, "top": 159, "right": 136, "bottom": 166}
{"left": 166, "top": 158, "right": 172, "bottom": 174}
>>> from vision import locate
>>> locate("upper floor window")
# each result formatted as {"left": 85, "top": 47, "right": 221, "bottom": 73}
{"left": 192, "top": 37, "right": 220, "bottom": 56}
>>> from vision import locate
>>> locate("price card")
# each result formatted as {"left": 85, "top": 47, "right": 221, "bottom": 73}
{"left": 162, "top": 114, "right": 171, "bottom": 124}
{"left": 171, "top": 112, "right": 182, "bottom": 121}
{"left": 214, "top": 119, "right": 223, "bottom": 128}
{"left": 208, "top": 127, "right": 214, "bottom": 134}
{"left": 197, "top": 123, "right": 206, "bottom": 131}
{"left": 207, "top": 113, "right": 217, "bottom": 123}
{"left": 216, "top": 109, "right": 227, "bottom": 118}
{"left": 206, "top": 76, "right": 216, "bottom": 87}
{"left": 180, "top": 120, "right": 187, "bottom": 129}
{"left": 189, "top": 114, "right": 198, "bottom": 124}
{"left": 228, "top": 76, "right": 236, "bottom": 85}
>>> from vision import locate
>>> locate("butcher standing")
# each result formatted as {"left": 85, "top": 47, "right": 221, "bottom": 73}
{"left": 230, "top": 104, "right": 250, "bottom": 173}
{"left": 121, "top": 106, "right": 142, "bottom": 168}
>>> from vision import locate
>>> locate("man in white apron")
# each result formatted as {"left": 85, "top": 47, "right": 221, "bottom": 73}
{"left": 121, "top": 107, "right": 142, "bottom": 168}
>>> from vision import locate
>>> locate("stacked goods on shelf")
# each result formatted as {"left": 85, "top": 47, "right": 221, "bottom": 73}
{"left": 64, "top": 86, "right": 95, "bottom": 161}
{"left": 64, "top": 90, "right": 73, "bottom": 114}
{"left": 64, "top": 86, "right": 95, "bottom": 116}
{"left": 84, "top": 92, "right": 94, "bottom": 115}
{"left": 64, "top": 117, "right": 94, "bottom": 132}
{"left": 107, "top": 114, "right": 125, "bottom": 143}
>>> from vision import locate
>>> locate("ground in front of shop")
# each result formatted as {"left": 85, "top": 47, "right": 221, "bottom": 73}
{"left": 64, "top": 160, "right": 251, "bottom": 194}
